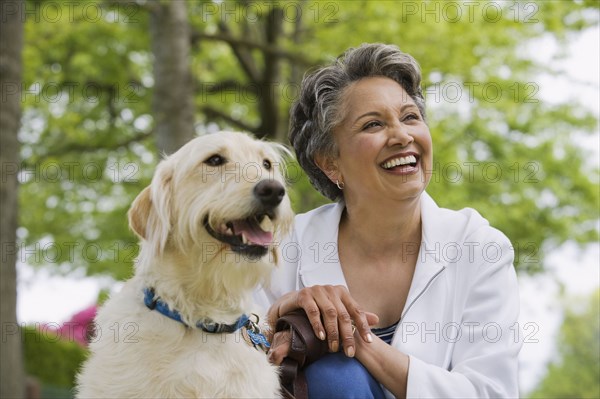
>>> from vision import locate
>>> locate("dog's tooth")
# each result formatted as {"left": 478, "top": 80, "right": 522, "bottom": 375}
{"left": 223, "top": 222, "right": 234, "bottom": 235}
{"left": 242, "top": 233, "right": 248, "bottom": 244}
{"left": 259, "top": 216, "right": 274, "bottom": 233}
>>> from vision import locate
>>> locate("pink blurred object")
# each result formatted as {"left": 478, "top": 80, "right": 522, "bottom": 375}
{"left": 44, "top": 305, "right": 97, "bottom": 346}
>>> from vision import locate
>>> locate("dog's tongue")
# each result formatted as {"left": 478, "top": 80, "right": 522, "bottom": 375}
{"left": 232, "top": 219, "right": 273, "bottom": 246}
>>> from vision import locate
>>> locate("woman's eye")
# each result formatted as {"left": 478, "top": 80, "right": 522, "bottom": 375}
{"left": 204, "top": 154, "right": 226, "bottom": 166}
{"left": 403, "top": 113, "right": 420, "bottom": 122}
{"left": 363, "top": 121, "right": 383, "bottom": 130}
{"left": 263, "top": 159, "right": 272, "bottom": 170}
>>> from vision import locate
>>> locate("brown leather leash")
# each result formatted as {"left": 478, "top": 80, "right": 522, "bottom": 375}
{"left": 276, "top": 310, "right": 329, "bottom": 399}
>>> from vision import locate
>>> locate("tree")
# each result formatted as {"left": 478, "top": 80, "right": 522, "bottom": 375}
{"left": 1, "top": 1, "right": 26, "bottom": 397}
{"left": 148, "top": 0, "right": 195, "bottom": 155}
{"left": 8, "top": 1, "right": 599, "bottom": 396}
{"left": 18, "top": 0, "right": 153, "bottom": 279}
{"left": 190, "top": 2, "right": 312, "bottom": 141}
{"left": 17, "top": 0, "right": 599, "bottom": 281}
{"left": 529, "top": 290, "right": 600, "bottom": 398}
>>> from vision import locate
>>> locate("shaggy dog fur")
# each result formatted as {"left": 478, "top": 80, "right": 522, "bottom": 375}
{"left": 76, "top": 132, "right": 293, "bottom": 398}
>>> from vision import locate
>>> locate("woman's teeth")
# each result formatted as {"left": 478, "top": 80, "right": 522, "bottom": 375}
{"left": 382, "top": 155, "right": 417, "bottom": 169}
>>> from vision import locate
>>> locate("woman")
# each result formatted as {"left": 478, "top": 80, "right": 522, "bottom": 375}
{"left": 257, "top": 43, "right": 521, "bottom": 398}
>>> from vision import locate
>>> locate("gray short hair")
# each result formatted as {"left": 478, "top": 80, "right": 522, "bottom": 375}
{"left": 289, "top": 43, "right": 426, "bottom": 201}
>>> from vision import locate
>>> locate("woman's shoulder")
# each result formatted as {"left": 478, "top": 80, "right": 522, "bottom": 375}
{"left": 293, "top": 202, "right": 342, "bottom": 233}
{"left": 423, "top": 192, "right": 511, "bottom": 246}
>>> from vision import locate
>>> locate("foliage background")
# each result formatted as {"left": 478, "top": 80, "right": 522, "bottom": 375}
{"left": 4, "top": 0, "right": 599, "bottom": 397}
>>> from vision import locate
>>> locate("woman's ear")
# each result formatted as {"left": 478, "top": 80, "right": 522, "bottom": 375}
{"left": 314, "top": 154, "right": 341, "bottom": 184}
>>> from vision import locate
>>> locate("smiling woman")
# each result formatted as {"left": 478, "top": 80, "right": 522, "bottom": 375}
{"left": 257, "top": 43, "right": 521, "bottom": 398}
{"left": 322, "top": 76, "right": 433, "bottom": 208}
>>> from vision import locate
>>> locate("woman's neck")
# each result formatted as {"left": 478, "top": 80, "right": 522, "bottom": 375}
{"left": 339, "top": 195, "right": 422, "bottom": 258}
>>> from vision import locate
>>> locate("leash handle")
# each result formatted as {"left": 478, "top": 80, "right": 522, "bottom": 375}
{"left": 276, "top": 310, "right": 329, "bottom": 399}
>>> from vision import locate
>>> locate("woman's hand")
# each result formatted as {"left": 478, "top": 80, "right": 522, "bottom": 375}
{"left": 267, "top": 285, "right": 379, "bottom": 358}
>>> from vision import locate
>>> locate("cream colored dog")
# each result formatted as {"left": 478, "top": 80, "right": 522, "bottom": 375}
{"left": 76, "top": 131, "right": 293, "bottom": 398}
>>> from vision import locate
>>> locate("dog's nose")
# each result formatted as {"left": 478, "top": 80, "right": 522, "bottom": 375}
{"left": 254, "top": 180, "right": 285, "bottom": 208}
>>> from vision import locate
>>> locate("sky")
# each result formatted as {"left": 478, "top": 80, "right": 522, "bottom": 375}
{"left": 15, "top": 24, "right": 600, "bottom": 396}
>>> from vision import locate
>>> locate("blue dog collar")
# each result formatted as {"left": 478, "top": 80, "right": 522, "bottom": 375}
{"left": 143, "top": 288, "right": 261, "bottom": 338}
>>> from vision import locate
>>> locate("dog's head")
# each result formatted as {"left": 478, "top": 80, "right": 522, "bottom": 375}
{"left": 128, "top": 131, "right": 294, "bottom": 266}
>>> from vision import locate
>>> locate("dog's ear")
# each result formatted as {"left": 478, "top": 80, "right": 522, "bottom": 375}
{"left": 128, "top": 186, "right": 152, "bottom": 239}
{"left": 148, "top": 165, "right": 174, "bottom": 255}
{"left": 128, "top": 162, "right": 174, "bottom": 255}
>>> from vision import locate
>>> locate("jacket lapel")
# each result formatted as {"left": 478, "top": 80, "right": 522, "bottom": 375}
{"left": 401, "top": 192, "right": 453, "bottom": 318}
{"left": 297, "top": 202, "right": 347, "bottom": 289}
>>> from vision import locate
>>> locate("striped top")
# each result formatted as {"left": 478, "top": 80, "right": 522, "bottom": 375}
{"left": 372, "top": 321, "right": 399, "bottom": 345}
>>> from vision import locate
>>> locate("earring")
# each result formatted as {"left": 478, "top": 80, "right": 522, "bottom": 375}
{"left": 335, "top": 180, "right": 345, "bottom": 190}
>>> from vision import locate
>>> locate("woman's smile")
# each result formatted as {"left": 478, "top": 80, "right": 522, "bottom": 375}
{"left": 380, "top": 151, "right": 420, "bottom": 175}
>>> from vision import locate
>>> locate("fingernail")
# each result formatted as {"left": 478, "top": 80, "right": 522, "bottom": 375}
{"left": 346, "top": 346, "right": 355, "bottom": 357}
{"left": 319, "top": 331, "right": 326, "bottom": 341}
{"left": 331, "top": 340, "right": 339, "bottom": 352}
{"left": 366, "top": 333, "right": 373, "bottom": 343}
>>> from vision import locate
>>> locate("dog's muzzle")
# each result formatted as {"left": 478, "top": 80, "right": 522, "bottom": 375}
{"left": 204, "top": 180, "right": 286, "bottom": 259}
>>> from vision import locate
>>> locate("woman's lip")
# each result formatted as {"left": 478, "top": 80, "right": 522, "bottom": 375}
{"left": 382, "top": 161, "right": 420, "bottom": 176}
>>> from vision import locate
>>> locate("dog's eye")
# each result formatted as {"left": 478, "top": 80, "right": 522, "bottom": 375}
{"left": 205, "top": 154, "right": 225, "bottom": 166}
{"left": 263, "top": 159, "right": 272, "bottom": 170}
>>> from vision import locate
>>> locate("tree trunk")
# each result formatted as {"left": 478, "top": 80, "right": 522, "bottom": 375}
{"left": 285, "top": 1, "right": 307, "bottom": 144}
{"left": 0, "top": 1, "right": 26, "bottom": 398}
{"left": 258, "top": 7, "right": 284, "bottom": 141}
{"left": 148, "top": 1, "right": 195, "bottom": 155}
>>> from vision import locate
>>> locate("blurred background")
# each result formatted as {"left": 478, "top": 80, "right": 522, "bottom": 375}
{"left": 1, "top": 0, "right": 598, "bottom": 398}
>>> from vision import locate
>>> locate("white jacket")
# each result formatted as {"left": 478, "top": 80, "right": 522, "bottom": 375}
{"left": 257, "top": 192, "right": 521, "bottom": 398}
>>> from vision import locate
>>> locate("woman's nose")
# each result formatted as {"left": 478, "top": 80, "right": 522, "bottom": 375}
{"left": 387, "top": 123, "right": 414, "bottom": 147}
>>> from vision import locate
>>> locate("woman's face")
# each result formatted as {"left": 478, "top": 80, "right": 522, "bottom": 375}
{"left": 326, "top": 76, "right": 433, "bottom": 205}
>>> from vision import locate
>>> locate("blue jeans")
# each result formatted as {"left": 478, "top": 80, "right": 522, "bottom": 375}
{"left": 304, "top": 352, "right": 386, "bottom": 399}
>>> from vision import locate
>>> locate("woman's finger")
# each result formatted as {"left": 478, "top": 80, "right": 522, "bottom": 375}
{"left": 267, "top": 288, "right": 327, "bottom": 341}
{"left": 339, "top": 290, "right": 378, "bottom": 344}
{"left": 304, "top": 286, "right": 342, "bottom": 351}
{"left": 330, "top": 292, "right": 357, "bottom": 357}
